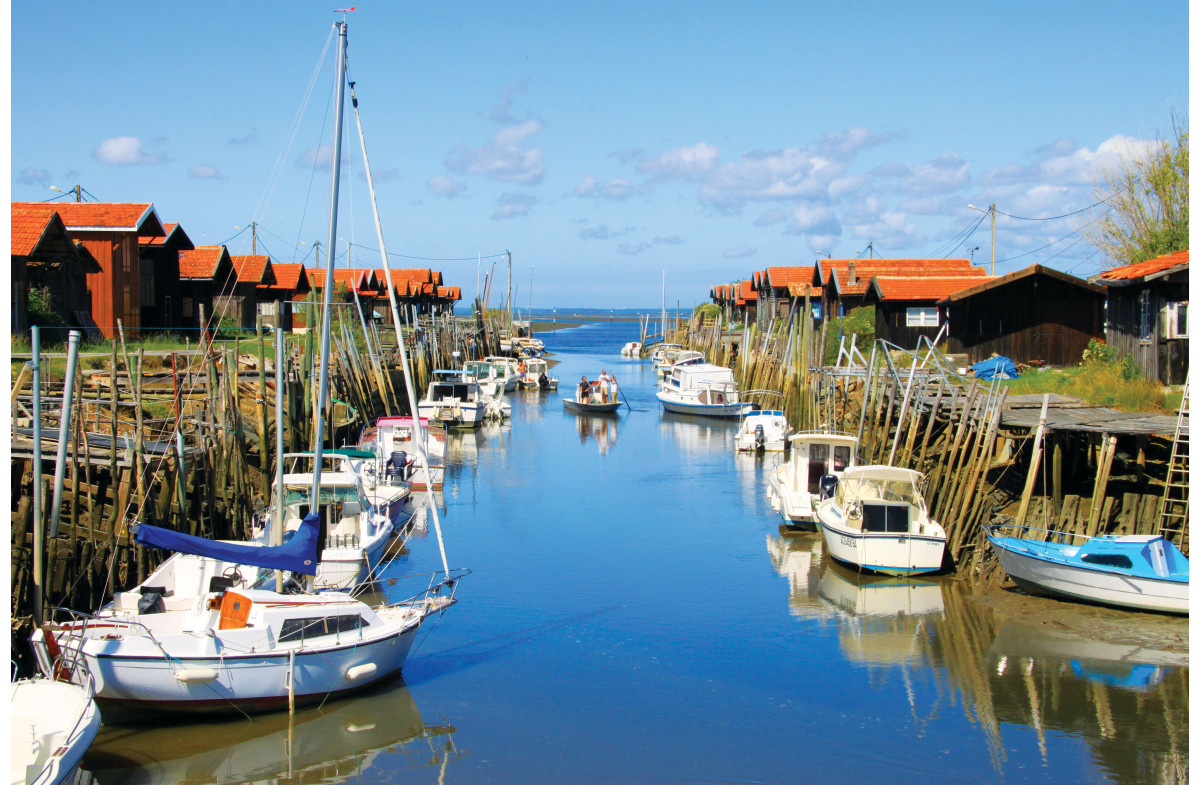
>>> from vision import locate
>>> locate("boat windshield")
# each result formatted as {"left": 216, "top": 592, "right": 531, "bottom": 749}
{"left": 837, "top": 475, "right": 920, "bottom": 507}
{"left": 284, "top": 485, "right": 363, "bottom": 507}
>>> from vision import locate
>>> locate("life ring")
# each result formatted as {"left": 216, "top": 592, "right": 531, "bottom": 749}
{"left": 846, "top": 500, "right": 862, "bottom": 520}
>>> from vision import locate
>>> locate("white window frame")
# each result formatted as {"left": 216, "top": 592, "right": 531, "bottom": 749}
{"left": 906, "top": 306, "right": 939, "bottom": 328}
{"left": 1138, "top": 290, "right": 1153, "bottom": 342}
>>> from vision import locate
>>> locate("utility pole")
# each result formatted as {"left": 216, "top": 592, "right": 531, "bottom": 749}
{"left": 989, "top": 202, "right": 996, "bottom": 276}
{"left": 251, "top": 221, "right": 258, "bottom": 255}
{"left": 506, "top": 250, "right": 513, "bottom": 328}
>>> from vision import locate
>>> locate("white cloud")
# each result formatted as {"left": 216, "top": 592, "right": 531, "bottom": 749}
{"left": 188, "top": 164, "right": 227, "bottom": 180}
{"left": 785, "top": 204, "right": 840, "bottom": 236}
{"left": 488, "top": 78, "right": 531, "bottom": 123}
{"left": 617, "top": 242, "right": 651, "bottom": 255}
{"left": 294, "top": 144, "right": 349, "bottom": 169}
{"left": 653, "top": 235, "right": 685, "bottom": 245}
{"left": 447, "top": 120, "right": 546, "bottom": 185}
{"left": 636, "top": 142, "right": 720, "bottom": 180}
{"left": 754, "top": 210, "right": 786, "bottom": 227}
{"left": 573, "top": 174, "right": 636, "bottom": 200}
{"left": 17, "top": 167, "right": 51, "bottom": 186}
{"left": 93, "top": 136, "right": 166, "bottom": 165}
{"left": 492, "top": 193, "right": 537, "bottom": 220}
{"left": 724, "top": 246, "right": 756, "bottom": 259}
{"left": 898, "top": 154, "right": 970, "bottom": 194}
{"left": 427, "top": 175, "right": 466, "bottom": 197}
{"left": 580, "top": 224, "right": 630, "bottom": 241}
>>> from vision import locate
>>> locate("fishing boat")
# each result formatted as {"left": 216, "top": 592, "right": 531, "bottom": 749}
{"left": 733, "top": 394, "right": 792, "bottom": 452}
{"left": 767, "top": 431, "right": 859, "bottom": 527}
{"left": 656, "top": 360, "right": 753, "bottom": 417}
{"left": 985, "top": 529, "right": 1189, "bottom": 615}
{"left": 621, "top": 341, "right": 641, "bottom": 358}
{"left": 647, "top": 342, "right": 683, "bottom": 364}
{"left": 418, "top": 370, "right": 488, "bottom": 428}
{"left": 516, "top": 357, "right": 558, "bottom": 390}
{"left": 483, "top": 355, "right": 523, "bottom": 391}
{"left": 30, "top": 515, "right": 465, "bottom": 715}
{"left": 815, "top": 465, "right": 946, "bottom": 576}
{"left": 462, "top": 358, "right": 509, "bottom": 399}
{"left": 358, "top": 415, "right": 447, "bottom": 491}
{"left": 10, "top": 676, "right": 101, "bottom": 785}
{"left": 267, "top": 452, "right": 396, "bottom": 590}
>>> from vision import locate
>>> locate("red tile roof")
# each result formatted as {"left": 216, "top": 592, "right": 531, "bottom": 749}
{"left": 11, "top": 201, "right": 165, "bottom": 236}
{"left": 867, "top": 276, "right": 994, "bottom": 301}
{"left": 786, "top": 282, "right": 823, "bottom": 298}
{"left": 230, "top": 254, "right": 276, "bottom": 286}
{"left": 765, "top": 266, "right": 816, "bottom": 289}
{"left": 820, "top": 258, "right": 985, "bottom": 296}
{"left": 178, "top": 246, "right": 230, "bottom": 279}
{"left": 264, "top": 263, "right": 310, "bottom": 293}
{"left": 1096, "top": 250, "right": 1188, "bottom": 282}
{"left": 11, "top": 207, "right": 62, "bottom": 256}
{"left": 437, "top": 286, "right": 461, "bottom": 300}
{"left": 739, "top": 280, "right": 755, "bottom": 301}
{"left": 938, "top": 264, "right": 1103, "bottom": 303}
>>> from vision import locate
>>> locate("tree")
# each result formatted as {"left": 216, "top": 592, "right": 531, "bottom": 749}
{"left": 1084, "top": 114, "right": 1188, "bottom": 269}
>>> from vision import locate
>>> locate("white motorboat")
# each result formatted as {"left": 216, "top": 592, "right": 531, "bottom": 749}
{"left": 359, "top": 415, "right": 447, "bottom": 491}
{"left": 734, "top": 409, "right": 791, "bottom": 453}
{"left": 418, "top": 370, "right": 487, "bottom": 428}
{"left": 482, "top": 355, "right": 523, "bottom": 391}
{"left": 986, "top": 529, "right": 1189, "bottom": 615}
{"left": 10, "top": 676, "right": 101, "bottom": 785}
{"left": 657, "top": 348, "right": 703, "bottom": 378}
{"left": 621, "top": 341, "right": 641, "bottom": 358}
{"left": 263, "top": 452, "right": 395, "bottom": 591}
{"left": 815, "top": 465, "right": 946, "bottom": 576}
{"left": 462, "top": 359, "right": 509, "bottom": 399}
{"left": 767, "top": 431, "right": 859, "bottom": 527}
{"left": 516, "top": 357, "right": 558, "bottom": 390}
{"left": 30, "top": 515, "right": 466, "bottom": 716}
{"left": 647, "top": 342, "right": 683, "bottom": 364}
{"left": 656, "top": 360, "right": 753, "bottom": 418}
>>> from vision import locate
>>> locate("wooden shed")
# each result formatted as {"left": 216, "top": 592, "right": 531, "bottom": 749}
{"left": 178, "top": 245, "right": 236, "bottom": 334}
{"left": 815, "top": 258, "right": 986, "bottom": 322}
{"left": 225, "top": 254, "right": 278, "bottom": 329}
{"left": 138, "top": 222, "right": 194, "bottom": 332}
{"left": 938, "top": 264, "right": 1106, "bottom": 366}
{"left": 1091, "top": 251, "right": 1189, "bottom": 385}
{"left": 11, "top": 207, "right": 102, "bottom": 337}
{"left": 11, "top": 201, "right": 166, "bottom": 338}
{"left": 863, "top": 276, "right": 992, "bottom": 349}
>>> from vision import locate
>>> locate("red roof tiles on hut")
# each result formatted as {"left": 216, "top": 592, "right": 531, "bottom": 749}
{"left": 1096, "top": 250, "right": 1189, "bottom": 282}
{"left": 178, "top": 246, "right": 229, "bottom": 279}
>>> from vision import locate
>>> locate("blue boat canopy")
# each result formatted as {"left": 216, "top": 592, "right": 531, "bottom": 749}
{"left": 134, "top": 513, "right": 322, "bottom": 576}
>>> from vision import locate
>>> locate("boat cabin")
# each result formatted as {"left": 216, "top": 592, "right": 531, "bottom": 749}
{"left": 786, "top": 432, "right": 858, "bottom": 494}
{"left": 833, "top": 467, "right": 929, "bottom": 534}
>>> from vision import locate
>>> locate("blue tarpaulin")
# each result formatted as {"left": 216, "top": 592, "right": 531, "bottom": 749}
{"left": 972, "top": 355, "right": 1019, "bottom": 380}
{"left": 135, "top": 513, "right": 321, "bottom": 575}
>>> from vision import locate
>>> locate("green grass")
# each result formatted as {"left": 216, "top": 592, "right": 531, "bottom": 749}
{"left": 1000, "top": 363, "right": 1170, "bottom": 413}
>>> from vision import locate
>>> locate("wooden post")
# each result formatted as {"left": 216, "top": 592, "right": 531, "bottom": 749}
{"left": 255, "top": 318, "right": 270, "bottom": 499}
{"left": 1014, "top": 395, "right": 1051, "bottom": 529}
{"left": 1086, "top": 435, "right": 1118, "bottom": 538}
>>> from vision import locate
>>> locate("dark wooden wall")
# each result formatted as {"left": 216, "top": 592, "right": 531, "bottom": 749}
{"left": 944, "top": 275, "right": 1105, "bottom": 366}
{"left": 1103, "top": 272, "right": 1188, "bottom": 384}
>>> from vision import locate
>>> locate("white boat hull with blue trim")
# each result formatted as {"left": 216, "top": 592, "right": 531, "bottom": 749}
{"left": 815, "top": 465, "right": 946, "bottom": 576}
{"left": 656, "top": 391, "right": 754, "bottom": 417}
{"left": 987, "top": 533, "right": 1188, "bottom": 615}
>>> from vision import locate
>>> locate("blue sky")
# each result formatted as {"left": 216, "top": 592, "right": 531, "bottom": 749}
{"left": 8, "top": 2, "right": 1190, "bottom": 308}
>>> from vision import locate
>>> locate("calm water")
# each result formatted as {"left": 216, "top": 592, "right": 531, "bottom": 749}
{"left": 80, "top": 320, "right": 1188, "bottom": 785}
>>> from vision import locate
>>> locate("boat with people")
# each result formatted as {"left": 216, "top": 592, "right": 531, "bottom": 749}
{"left": 564, "top": 373, "right": 623, "bottom": 414}
{"left": 516, "top": 356, "right": 558, "bottom": 390}
{"left": 418, "top": 370, "right": 488, "bottom": 428}
{"left": 656, "top": 360, "right": 753, "bottom": 417}
{"left": 30, "top": 514, "right": 465, "bottom": 715}
{"left": 986, "top": 528, "right": 1189, "bottom": 615}
{"left": 358, "top": 415, "right": 447, "bottom": 492}
{"left": 10, "top": 675, "right": 101, "bottom": 785}
{"left": 815, "top": 465, "right": 946, "bottom": 576}
{"left": 767, "top": 431, "right": 859, "bottom": 527}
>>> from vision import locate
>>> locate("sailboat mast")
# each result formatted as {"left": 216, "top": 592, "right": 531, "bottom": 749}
{"left": 310, "top": 20, "right": 349, "bottom": 507}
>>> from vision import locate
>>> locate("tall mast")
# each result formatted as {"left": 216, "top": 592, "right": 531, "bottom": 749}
{"left": 309, "top": 19, "right": 348, "bottom": 508}
{"left": 348, "top": 51, "right": 451, "bottom": 578}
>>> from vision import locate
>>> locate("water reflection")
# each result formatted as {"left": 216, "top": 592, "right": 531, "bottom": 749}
{"left": 658, "top": 410, "right": 738, "bottom": 455}
{"left": 573, "top": 413, "right": 619, "bottom": 454}
{"left": 765, "top": 529, "right": 1189, "bottom": 784}
{"left": 77, "top": 677, "right": 465, "bottom": 784}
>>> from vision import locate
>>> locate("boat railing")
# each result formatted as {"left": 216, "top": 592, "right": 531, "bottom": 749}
{"left": 41, "top": 606, "right": 176, "bottom": 686}
{"left": 380, "top": 568, "right": 473, "bottom": 613}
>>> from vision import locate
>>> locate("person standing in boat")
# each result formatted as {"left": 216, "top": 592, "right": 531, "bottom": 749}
{"left": 608, "top": 372, "right": 619, "bottom": 403}
{"left": 598, "top": 369, "right": 611, "bottom": 403}
{"left": 578, "top": 376, "right": 591, "bottom": 403}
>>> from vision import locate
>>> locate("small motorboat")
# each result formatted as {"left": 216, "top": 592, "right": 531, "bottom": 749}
{"left": 621, "top": 341, "right": 641, "bottom": 358}
{"left": 815, "top": 465, "right": 946, "bottom": 576}
{"left": 656, "top": 360, "right": 753, "bottom": 418}
{"left": 516, "top": 357, "right": 559, "bottom": 390}
{"left": 563, "top": 398, "right": 622, "bottom": 414}
{"left": 10, "top": 676, "right": 101, "bottom": 785}
{"left": 417, "top": 370, "right": 488, "bottom": 429}
{"left": 767, "top": 431, "right": 858, "bottom": 527}
{"left": 986, "top": 529, "right": 1189, "bottom": 615}
{"left": 734, "top": 394, "right": 792, "bottom": 452}
{"left": 359, "top": 416, "right": 447, "bottom": 492}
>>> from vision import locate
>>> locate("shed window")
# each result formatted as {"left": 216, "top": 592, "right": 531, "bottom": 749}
{"left": 906, "top": 307, "right": 939, "bottom": 327}
{"left": 1139, "top": 290, "right": 1153, "bottom": 342}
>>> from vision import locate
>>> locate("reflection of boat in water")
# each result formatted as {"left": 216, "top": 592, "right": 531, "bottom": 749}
{"left": 575, "top": 413, "right": 618, "bottom": 454}
{"left": 78, "top": 677, "right": 465, "bottom": 785}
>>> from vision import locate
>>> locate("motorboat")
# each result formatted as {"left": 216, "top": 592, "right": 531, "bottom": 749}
{"left": 657, "top": 349, "right": 703, "bottom": 379}
{"left": 734, "top": 408, "right": 791, "bottom": 453}
{"left": 319, "top": 447, "right": 411, "bottom": 524}
{"left": 30, "top": 515, "right": 466, "bottom": 716}
{"left": 462, "top": 359, "right": 509, "bottom": 399}
{"left": 815, "top": 465, "right": 946, "bottom": 576}
{"left": 516, "top": 357, "right": 558, "bottom": 390}
{"left": 10, "top": 676, "right": 101, "bottom": 785}
{"left": 986, "top": 529, "right": 1189, "bottom": 615}
{"left": 656, "top": 361, "right": 753, "bottom": 417}
{"left": 647, "top": 342, "right": 683, "bottom": 364}
{"left": 767, "top": 431, "right": 859, "bottom": 528}
{"left": 482, "top": 355, "right": 523, "bottom": 391}
{"left": 418, "top": 370, "right": 487, "bottom": 429}
{"left": 621, "top": 341, "right": 641, "bottom": 358}
{"left": 359, "top": 416, "right": 447, "bottom": 491}
{"left": 266, "top": 451, "right": 397, "bottom": 591}
{"left": 565, "top": 375, "right": 623, "bottom": 413}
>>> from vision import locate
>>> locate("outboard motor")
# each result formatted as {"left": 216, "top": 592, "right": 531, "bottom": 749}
{"left": 754, "top": 423, "right": 765, "bottom": 448}
{"left": 819, "top": 474, "right": 839, "bottom": 500}
{"left": 539, "top": 372, "right": 549, "bottom": 389}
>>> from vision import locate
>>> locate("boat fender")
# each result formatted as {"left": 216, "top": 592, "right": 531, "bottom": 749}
{"left": 174, "top": 668, "right": 219, "bottom": 683}
{"left": 346, "top": 662, "right": 377, "bottom": 681}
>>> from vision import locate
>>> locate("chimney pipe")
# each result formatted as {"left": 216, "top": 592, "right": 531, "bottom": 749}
{"left": 848, "top": 261, "right": 857, "bottom": 286}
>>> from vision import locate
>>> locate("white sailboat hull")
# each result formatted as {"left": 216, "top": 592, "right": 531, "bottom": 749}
{"left": 817, "top": 504, "right": 946, "bottom": 576}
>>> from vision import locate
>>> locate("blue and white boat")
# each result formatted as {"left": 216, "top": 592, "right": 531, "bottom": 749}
{"left": 656, "top": 360, "right": 753, "bottom": 418}
{"left": 986, "top": 529, "right": 1189, "bottom": 615}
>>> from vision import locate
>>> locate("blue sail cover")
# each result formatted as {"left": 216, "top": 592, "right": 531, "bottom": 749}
{"left": 135, "top": 513, "right": 322, "bottom": 575}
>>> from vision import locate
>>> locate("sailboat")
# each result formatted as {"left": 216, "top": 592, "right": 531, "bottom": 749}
{"left": 29, "top": 18, "right": 466, "bottom": 715}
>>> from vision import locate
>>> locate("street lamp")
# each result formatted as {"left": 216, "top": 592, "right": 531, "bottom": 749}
{"left": 967, "top": 203, "right": 996, "bottom": 276}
